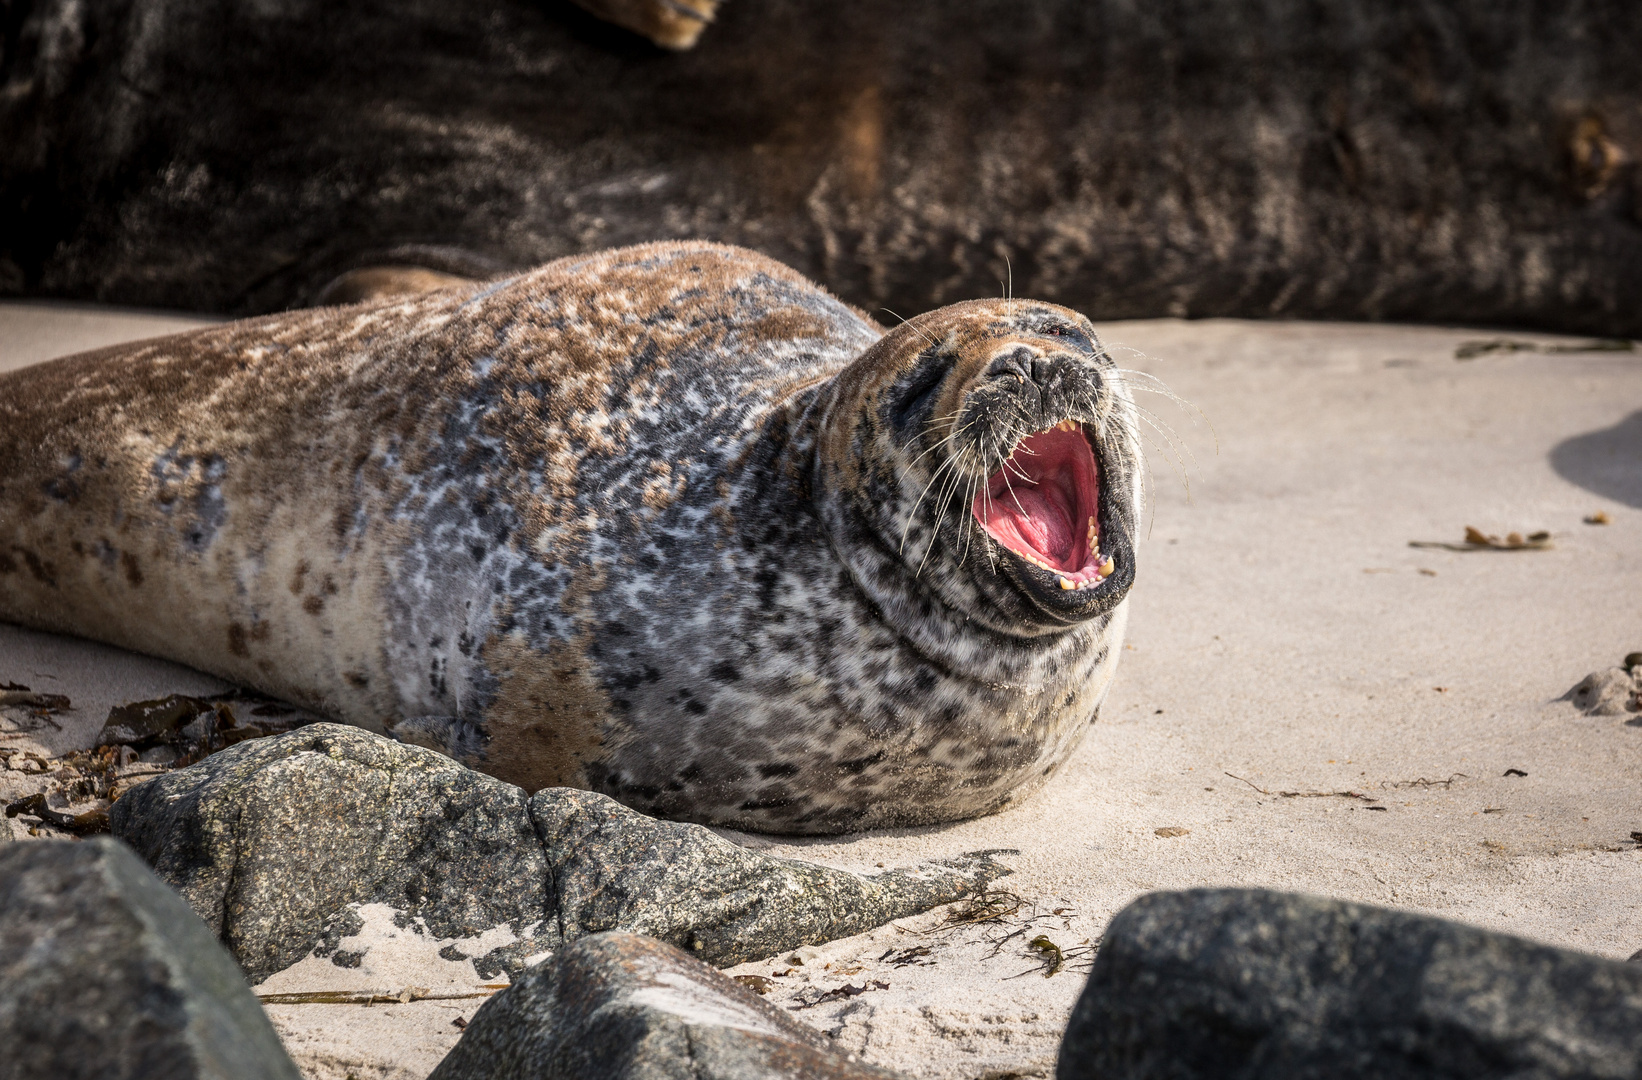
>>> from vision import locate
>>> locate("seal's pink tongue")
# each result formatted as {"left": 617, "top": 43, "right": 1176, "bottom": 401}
{"left": 977, "top": 486, "right": 1074, "bottom": 563}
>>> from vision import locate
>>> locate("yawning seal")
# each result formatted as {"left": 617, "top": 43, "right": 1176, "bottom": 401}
{"left": 0, "top": 241, "right": 1140, "bottom": 833}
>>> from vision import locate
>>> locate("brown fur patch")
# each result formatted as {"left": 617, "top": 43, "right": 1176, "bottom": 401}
{"left": 478, "top": 631, "right": 609, "bottom": 791}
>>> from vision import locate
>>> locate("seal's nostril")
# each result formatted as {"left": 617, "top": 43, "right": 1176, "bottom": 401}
{"left": 986, "top": 346, "right": 1038, "bottom": 383}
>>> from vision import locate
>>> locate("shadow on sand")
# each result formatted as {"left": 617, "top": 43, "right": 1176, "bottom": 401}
{"left": 1549, "top": 410, "right": 1642, "bottom": 509}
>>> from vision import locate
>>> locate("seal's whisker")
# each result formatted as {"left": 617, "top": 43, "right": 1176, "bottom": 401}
{"left": 998, "top": 462, "right": 1030, "bottom": 518}
{"left": 1104, "top": 364, "right": 1187, "bottom": 400}
{"left": 1125, "top": 399, "right": 1198, "bottom": 470}
{"left": 902, "top": 413, "right": 968, "bottom": 467}
{"left": 1129, "top": 411, "right": 1193, "bottom": 503}
{"left": 900, "top": 449, "right": 969, "bottom": 555}
{"left": 916, "top": 446, "right": 974, "bottom": 577}
{"left": 880, "top": 308, "right": 940, "bottom": 349}
{"left": 903, "top": 414, "right": 984, "bottom": 559}
{"left": 903, "top": 436, "right": 953, "bottom": 470}
{"left": 1122, "top": 408, "right": 1193, "bottom": 488}
{"left": 957, "top": 463, "right": 986, "bottom": 567}
{"left": 1074, "top": 382, "right": 1154, "bottom": 523}
{"left": 898, "top": 407, "right": 965, "bottom": 461}
{"left": 1104, "top": 364, "right": 1217, "bottom": 454}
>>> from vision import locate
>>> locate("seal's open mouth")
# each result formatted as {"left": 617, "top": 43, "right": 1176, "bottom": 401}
{"left": 972, "top": 420, "right": 1113, "bottom": 591}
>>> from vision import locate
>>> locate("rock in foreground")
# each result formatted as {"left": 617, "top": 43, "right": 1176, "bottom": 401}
{"left": 0, "top": 837, "right": 301, "bottom": 1080}
{"left": 1060, "top": 888, "right": 1642, "bottom": 1079}
{"left": 111, "top": 724, "right": 1011, "bottom": 982}
{"left": 431, "top": 931, "right": 903, "bottom": 1080}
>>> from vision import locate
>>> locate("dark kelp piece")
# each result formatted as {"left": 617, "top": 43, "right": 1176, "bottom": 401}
{"left": 429, "top": 931, "right": 905, "bottom": 1080}
{"left": 112, "top": 724, "right": 1011, "bottom": 982}
{"left": 1058, "top": 888, "right": 1642, "bottom": 1080}
{"left": 0, "top": 837, "right": 301, "bottom": 1080}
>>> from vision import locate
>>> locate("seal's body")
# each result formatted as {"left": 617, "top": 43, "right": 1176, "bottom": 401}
{"left": 0, "top": 242, "right": 1140, "bottom": 833}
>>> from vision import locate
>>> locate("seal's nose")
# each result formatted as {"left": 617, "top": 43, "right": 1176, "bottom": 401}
{"left": 987, "top": 347, "right": 1069, "bottom": 392}
{"left": 1030, "top": 354, "right": 1059, "bottom": 386}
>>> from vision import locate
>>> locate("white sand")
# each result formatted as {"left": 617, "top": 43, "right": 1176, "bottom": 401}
{"left": 3, "top": 303, "right": 1639, "bottom": 1078}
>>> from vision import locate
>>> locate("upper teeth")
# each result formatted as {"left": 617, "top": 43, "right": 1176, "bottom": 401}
{"left": 1054, "top": 420, "right": 1078, "bottom": 432}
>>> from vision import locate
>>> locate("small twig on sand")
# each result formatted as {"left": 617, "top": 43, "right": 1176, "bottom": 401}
{"left": 1381, "top": 773, "right": 1469, "bottom": 790}
{"left": 1224, "top": 772, "right": 1376, "bottom": 803}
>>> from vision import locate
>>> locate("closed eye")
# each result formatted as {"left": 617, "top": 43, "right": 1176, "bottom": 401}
{"left": 890, "top": 353, "right": 952, "bottom": 433}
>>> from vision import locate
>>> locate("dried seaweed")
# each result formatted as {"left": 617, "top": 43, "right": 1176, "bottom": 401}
{"left": 1225, "top": 772, "right": 1377, "bottom": 803}
{"left": 1381, "top": 773, "right": 1469, "bottom": 790}
{"left": 786, "top": 979, "right": 891, "bottom": 1010}
{"left": 933, "top": 888, "right": 1025, "bottom": 931}
{"left": 1409, "top": 527, "right": 1551, "bottom": 552}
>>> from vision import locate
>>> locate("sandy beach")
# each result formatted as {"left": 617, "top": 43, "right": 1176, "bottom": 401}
{"left": 3, "top": 301, "right": 1638, "bottom": 1079}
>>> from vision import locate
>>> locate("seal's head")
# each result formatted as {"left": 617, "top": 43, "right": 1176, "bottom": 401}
{"left": 817, "top": 299, "right": 1140, "bottom": 637}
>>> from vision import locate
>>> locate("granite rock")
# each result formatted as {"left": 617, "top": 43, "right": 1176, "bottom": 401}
{"left": 111, "top": 724, "right": 1010, "bottom": 982}
{"left": 1059, "top": 888, "right": 1642, "bottom": 1079}
{"left": 111, "top": 723, "right": 553, "bottom": 981}
{"left": 429, "top": 930, "right": 904, "bottom": 1080}
{"left": 536, "top": 784, "right": 1012, "bottom": 967}
{"left": 0, "top": 837, "right": 301, "bottom": 1080}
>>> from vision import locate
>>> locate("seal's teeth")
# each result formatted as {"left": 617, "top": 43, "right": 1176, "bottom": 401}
{"left": 1055, "top": 419, "right": 1077, "bottom": 433}
{"left": 1099, "top": 555, "right": 1115, "bottom": 577}
{"left": 1059, "top": 576, "right": 1076, "bottom": 590}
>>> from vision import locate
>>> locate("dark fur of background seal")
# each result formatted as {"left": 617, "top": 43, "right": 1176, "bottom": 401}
{"left": 1, "top": 0, "right": 1639, "bottom": 334}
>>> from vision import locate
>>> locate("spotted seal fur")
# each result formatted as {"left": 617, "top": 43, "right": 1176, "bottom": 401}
{"left": 0, "top": 241, "right": 1140, "bottom": 833}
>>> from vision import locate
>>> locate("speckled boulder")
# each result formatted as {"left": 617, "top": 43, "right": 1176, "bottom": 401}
{"left": 112, "top": 724, "right": 1010, "bottom": 982}
{"left": 1059, "top": 888, "right": 1642, "bottom": 1080}
{"left": 0, "top": 837, "right": 301, "bottom": 1080}
{"left": 534, "top": 783, "right": 1011, "bottom": 967}
{"left": 429, "top": 930, "right": 904, "bottom": 1080}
